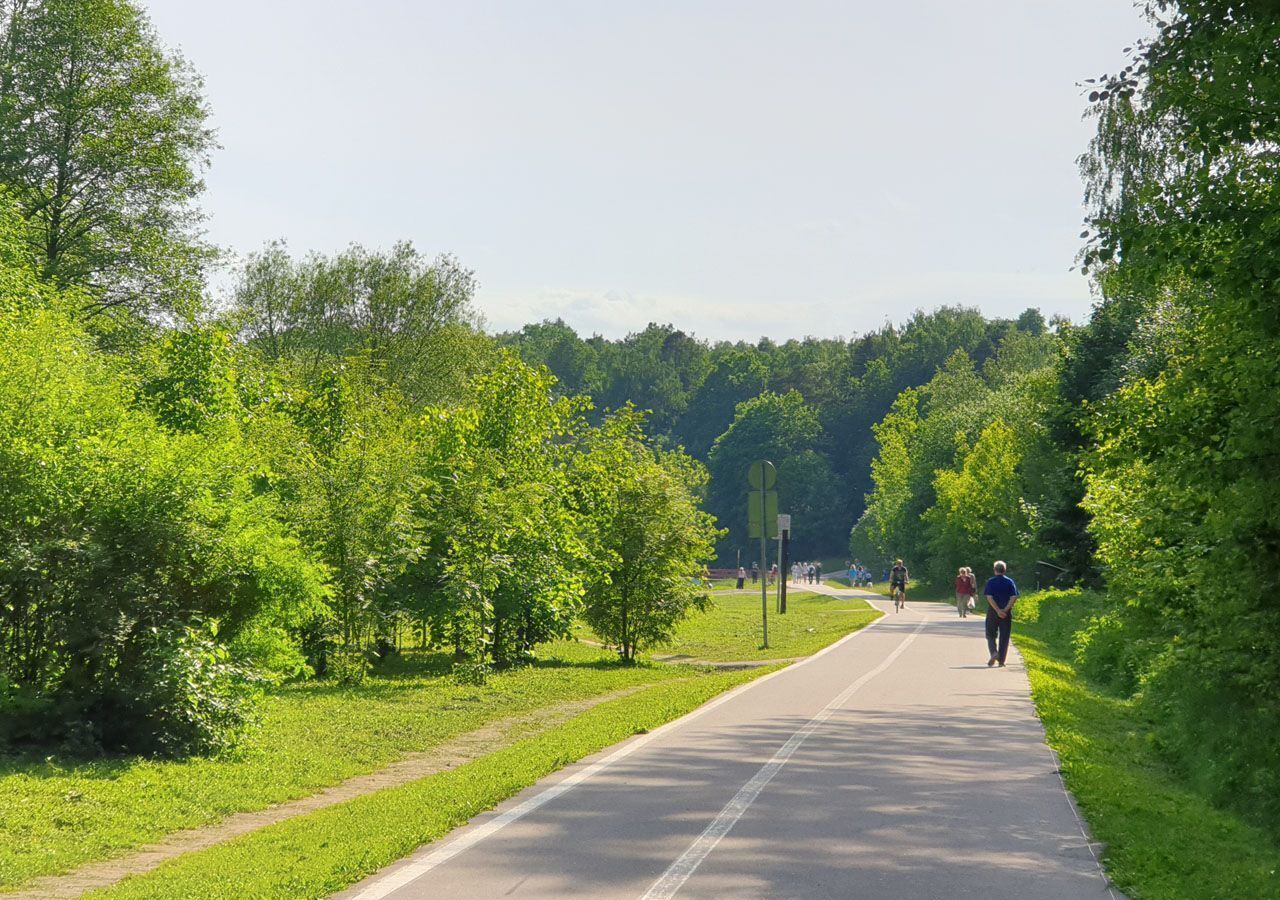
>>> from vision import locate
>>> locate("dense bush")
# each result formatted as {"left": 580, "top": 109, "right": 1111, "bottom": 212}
{"left": 0, "top": 202, "right": 327, "bottom": 754}
{"left": 108, "top": 623, "right": 262, "bottom": 756}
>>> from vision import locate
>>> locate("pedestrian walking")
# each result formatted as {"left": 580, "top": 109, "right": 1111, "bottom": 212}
{"left": 751, "top": 562, "right": 759, "bottom": 584}
{"left": 736, "top": 566, "right": 746, "bottom": 590}
{"left": 984, "top": 560, "right": 1019, "bottom": 667}
{"left": 769, "top": 563, "right": 778, "bottom": 585}
{"left": 815, "top": 561, "right": 823, "bottom": 583}
{"left": 955, "top": 566, "right": 978, "bottom": 617}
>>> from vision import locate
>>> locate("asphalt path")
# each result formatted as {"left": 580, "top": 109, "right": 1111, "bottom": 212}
{"left": 336, "top": 585, "right": 1119, "bottom": 900}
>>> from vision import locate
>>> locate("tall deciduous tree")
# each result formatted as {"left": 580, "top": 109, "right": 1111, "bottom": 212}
{"left": 575, "top": 410, "right": 720, "bottom": 661}
{"left": 234, "top": 242, "right": 483, "bottom": 406}
{"left": 706, "top": 390, "right": 831, "bottom": 561}
{"left": 0, "top": 0, "right": 213, "bottom": 314}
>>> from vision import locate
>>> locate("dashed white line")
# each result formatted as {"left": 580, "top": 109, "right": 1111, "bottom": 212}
{"left": 640, "top": 616, "right": 928, "bottom": 900}
{"left": 346, "top": 595, "right": 890, "bottom": 900}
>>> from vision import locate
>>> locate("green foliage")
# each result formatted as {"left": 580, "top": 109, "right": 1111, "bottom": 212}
{"left": 0, "top": 201, "right": 327, "bottom": 753}
{"left": 503, "top": 307, "right": 1046, "bottom": 562}
{"left": 0, "top": 304, "right": 322, "bottom": 751}
{"left": 575, "top": 410, "right": 721, "bottom": 661}
{"left": 233, "top": 241, "right": 485, "bottom": 407}
{"left": 1075, "top": 0, "right": 1280, "bottom": 837}
{"left": 674, "top": 349, "right": 767, "bottom": 458}
{"left": 0, "top": 0, "right": 214, "bottom": 315}
{"left": 450, "top": 660, "right": 490, "bottom": 686}
{"left": 423, "top": 353, "right": 592, "bottom": 665}
{"left": 140, "top": 327, "right": 239, "bottom": 433}
{"left": 326, "top": 648, "right": 370, "bottom": 687}
{"left": 266, "top": 364, "right": 423, "bottom": 654}
{"left": 1017, "top": 590, "right": 1280, "bottom": 899}
{"left": 707, "top": 390, "right": 834, "bottom": 559}
{"left": 851, "top": 330, "right": 1061, "bottom": 584}
{"left": 927, "top": 419, "right": 1037, "bottom": 583}
{"left": 121, "top": 622, "right": 261, "bottom": 757}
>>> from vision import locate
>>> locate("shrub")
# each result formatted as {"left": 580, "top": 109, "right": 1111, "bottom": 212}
{"left": 1072, "top": 611, "right": 1146, "bottom": 694}
{"left": 452, "top": 660, "right": 490, "bottom": 686}
{"left": 327, "top": 648, "right": 371, "bottom": 687}
{"left": 0, "top": 675, "right": 56, "bottom": 751}
{"left": 229, "top": 623, "right": 314, "bottom": 684}
{"left": 0, "top": 244, "right": 330, "bottom": 755}
{"left": 140, "top": 623, "right": 260, "bottom": 755}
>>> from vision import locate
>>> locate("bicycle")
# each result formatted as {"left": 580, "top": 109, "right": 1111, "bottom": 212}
{"left": 891, "top": 583, "right": 905, "bottom": 612}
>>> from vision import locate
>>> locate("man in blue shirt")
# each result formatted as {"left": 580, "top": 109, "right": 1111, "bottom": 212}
{"left": 983, "top": 560, "right": 1019, "bottom": 667}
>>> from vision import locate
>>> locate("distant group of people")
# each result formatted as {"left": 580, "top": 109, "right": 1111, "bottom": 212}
{"left": 735, "top": 561, "right": 780, "bottom": 589}
{"left": 845, "top": 562, "right": 874, "bottom": 587}
{"left": 790, "top": 561, "right": 822, "bottom": 584}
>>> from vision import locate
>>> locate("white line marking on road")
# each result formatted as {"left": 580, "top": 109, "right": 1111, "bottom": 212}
{"left": 347, "top": 596, "right": 890, "bottom": 900}
{"left": 640, "top": 617, "right": 928, "bottom": 900}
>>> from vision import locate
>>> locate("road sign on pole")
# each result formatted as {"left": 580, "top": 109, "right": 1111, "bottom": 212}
{"left": 747, "top": 460, "right": 776, "bottom": 648}
{"left": 747, "top": 491, "right": 778, "bottom": 538}
{"left": 747, "top": 460, "right": 777, "bottom": 490}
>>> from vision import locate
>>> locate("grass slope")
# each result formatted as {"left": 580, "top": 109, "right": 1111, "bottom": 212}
{"left": 863, "top": 581, "right": 955, "bottom": 604}
{"left": 0, "top": 643, "right": 685, "bottom": 890}
{"left": 89, "top": 669, "right": 770, "bottom": 899}
{"left": 4, "top": 591, "right": 879, "bottom": 894}
{"left": 1016, "top": 591, "right": 1280, "bottom": 899}
{"left": 571, "top": 590, "right": 880, "bottom": 662}
{"left": 659, "top": 590, "right": 878, "bottom": 660}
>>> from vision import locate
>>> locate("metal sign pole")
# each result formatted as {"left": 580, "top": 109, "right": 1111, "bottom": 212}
{"left": 759, "top": 487, "right": 768, "bottom": 648}
{"left": 773, "top": 517, "right": 783, "bottom": 617}
{"left": 747, "top": 460, "right": 776, "bottom": 650}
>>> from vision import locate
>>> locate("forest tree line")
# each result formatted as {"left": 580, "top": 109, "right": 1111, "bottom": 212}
{"left": 499, "top": 307, "right": 1057, "bottom": 564}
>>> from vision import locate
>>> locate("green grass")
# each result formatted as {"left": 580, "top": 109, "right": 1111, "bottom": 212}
{"left": 644, "top": 590, "right": 879, "bottom": 661}
{"left": 0, "top": 644, "right": 694, "bottom": 891}
{"left": 3, "top": 589, "right": 880, "bottom": 894}
{"left": 1016, "top": 591, "right": 1280, "bottom": 899}
{"left": 89, "top": 669, "right": 771, "bottom": 899}
{"left": 864, "top": 580, "right": 954, "bottom": 603}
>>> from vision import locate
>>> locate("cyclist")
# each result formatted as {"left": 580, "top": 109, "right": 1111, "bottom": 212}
{"left": 889, "top": 559, "right": 909, "bottom": 611}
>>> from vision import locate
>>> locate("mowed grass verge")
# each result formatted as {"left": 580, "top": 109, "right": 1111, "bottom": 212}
{"left": 1015, "top": 592, "right": 1280, "bottom": 899}
{"left": 572, "top": 590, "right": 880, "bottom": 662}
{"left": 88, "top": 669, "right": 771, "bottom": 899}
{"left": 0, "top": 642, "right": 686, "bottom": 891}
{"left": 863, "top": 580, "right": 954, "bottom": 604}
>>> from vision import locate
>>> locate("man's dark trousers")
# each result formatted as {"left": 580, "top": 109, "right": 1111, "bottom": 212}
{"left": 986, "top": 609, "right": 1012, "bottom": 663}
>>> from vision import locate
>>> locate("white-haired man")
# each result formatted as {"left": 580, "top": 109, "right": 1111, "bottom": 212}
{"left": 983, "top": 560, "right": 1019, "bottom": 667}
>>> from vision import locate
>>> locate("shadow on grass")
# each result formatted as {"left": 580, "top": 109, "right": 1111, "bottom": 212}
{"left": 0, "top": 645, "right": 651, "bottom": 779}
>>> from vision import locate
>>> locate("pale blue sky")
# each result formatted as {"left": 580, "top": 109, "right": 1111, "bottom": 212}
{"left": 144, "top": 1, "right": 1147, "bottom": 340}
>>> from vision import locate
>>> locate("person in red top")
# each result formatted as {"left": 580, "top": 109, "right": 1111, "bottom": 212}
{"left": 955, "top": 566, "right": 976, "bottom": 618}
